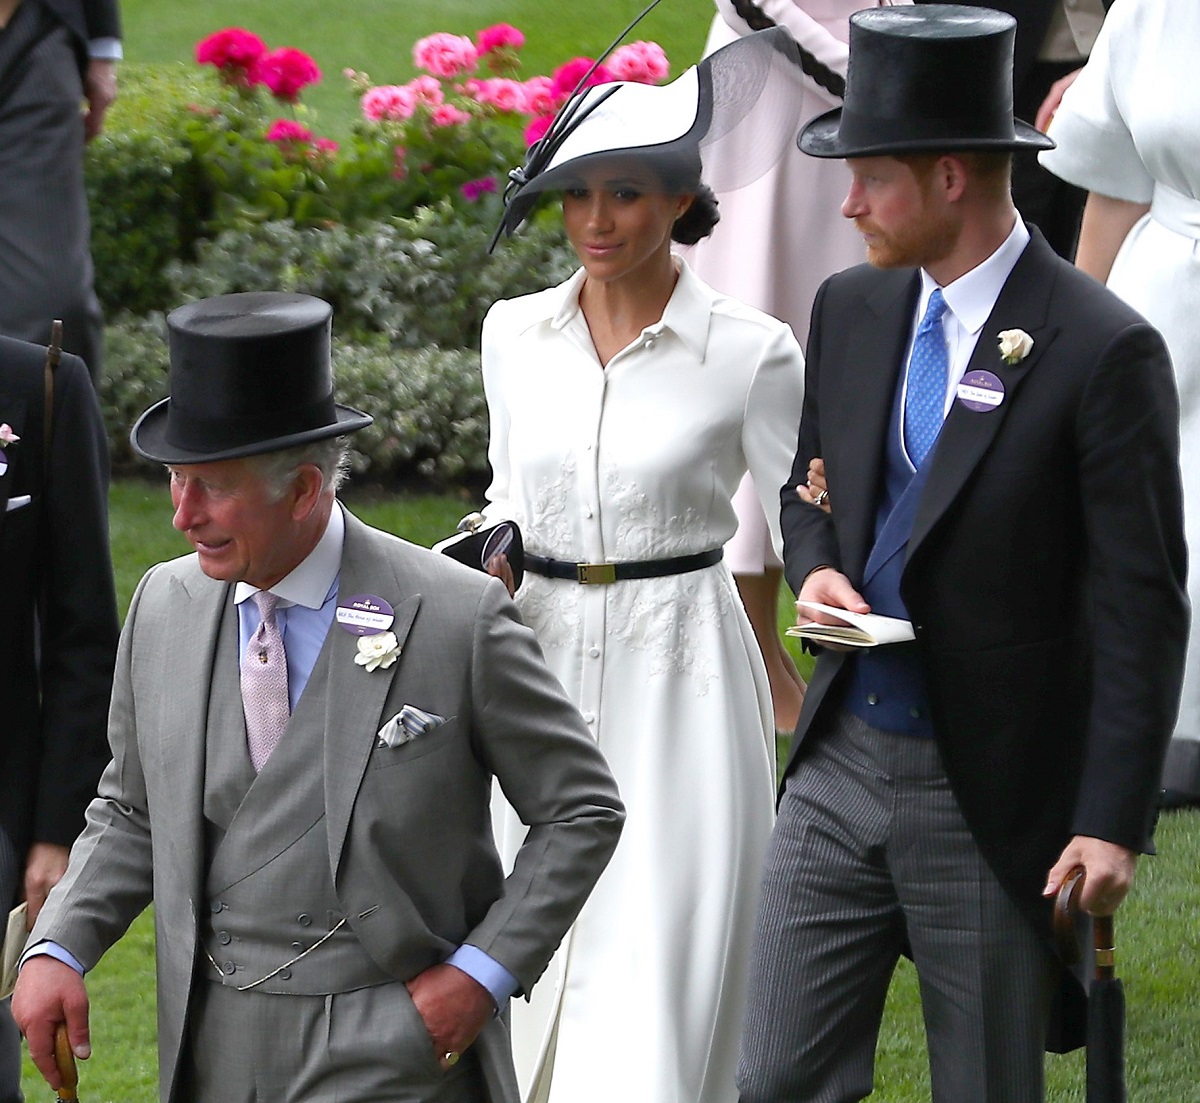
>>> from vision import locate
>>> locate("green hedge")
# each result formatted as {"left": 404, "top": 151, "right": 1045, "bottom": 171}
{"left": 163, "top": 207, "right": 576, "bottom": 349}
{"left": 85, "top": 65, "right": 210, "bottom": 317}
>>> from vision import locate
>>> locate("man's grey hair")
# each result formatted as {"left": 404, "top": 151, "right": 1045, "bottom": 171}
{"left": 249, "top": 438, "right": 351, "bottom": 501}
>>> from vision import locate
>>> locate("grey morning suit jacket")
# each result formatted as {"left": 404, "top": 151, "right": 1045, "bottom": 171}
{"left": 30, "top": 509, "right": 625, "bottom": 1103}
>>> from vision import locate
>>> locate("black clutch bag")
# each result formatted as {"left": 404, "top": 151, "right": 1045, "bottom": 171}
{"left": 434, "top": 513, "right": 524, "bottom": 590}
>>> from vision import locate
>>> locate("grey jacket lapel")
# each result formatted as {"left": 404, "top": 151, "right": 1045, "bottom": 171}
{"left": 155, "top": 570, "right": 227, "bottom": 916}
{"left": 324, "top": 513, "right": 423, "bottom": 877}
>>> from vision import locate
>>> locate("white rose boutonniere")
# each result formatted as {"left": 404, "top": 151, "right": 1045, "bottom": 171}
{"left": 0, "top": 424, "right": 20, "bottom": 447}
{"left": 355, "top": 630, "right": 401, "bottom": 672}
{"left": 997, "top": 329, "right": 1033, "bottom": 365}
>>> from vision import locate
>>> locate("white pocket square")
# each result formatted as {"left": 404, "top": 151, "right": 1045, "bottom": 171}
{"left": 377, "top": 705, "right": 447, "bottom": 748}
{"left": 4, "top": 495, "right": 30, "bottom": 513}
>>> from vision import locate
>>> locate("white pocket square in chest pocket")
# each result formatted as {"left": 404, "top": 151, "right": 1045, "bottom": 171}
{"left": 377, "top": 705, "right": 448, "bottom": 749}
{"left": 4, "top": 495, "right": 30, "bottom": 512}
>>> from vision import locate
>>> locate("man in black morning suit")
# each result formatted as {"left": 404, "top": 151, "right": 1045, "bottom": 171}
{"left": 738, "top": 7, "right": 1187, "bottom": 1102}
{"left": 0, "top": 335, "right": 117, "bottom": 1101}
{"left": 0, "top": 0, "right": 121, "bottom": 380}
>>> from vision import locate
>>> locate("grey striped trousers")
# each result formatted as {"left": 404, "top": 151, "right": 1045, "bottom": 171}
{"left": 738, "top": 710, "right": 1053, "bottom": 1103}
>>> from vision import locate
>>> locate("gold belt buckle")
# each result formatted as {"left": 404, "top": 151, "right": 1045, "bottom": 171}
{"left": 577, "top": 562, "right": 617, "bottom": 585}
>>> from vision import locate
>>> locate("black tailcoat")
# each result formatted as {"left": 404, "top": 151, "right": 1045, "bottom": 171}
{"left": 0, "top": 335, "right": 117, "bottom": 892}
{"left": 781, "top": 229, "right": 1188, "bottom": 1047}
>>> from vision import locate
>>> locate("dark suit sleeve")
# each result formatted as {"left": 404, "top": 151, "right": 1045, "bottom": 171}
{"left": 781, "top": 276, "right": 841, "bottom": 596}
{"left": 1070, "top": 323, "right": 1188, "bottom": 851}
{"left": 33, "top": 355, "right": 119, "bottom": 847}
{"left": 82, "top": 0, "right": 122, "bottom": 42}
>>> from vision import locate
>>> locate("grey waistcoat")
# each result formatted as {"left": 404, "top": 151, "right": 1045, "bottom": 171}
{"left": 198, "top": 598, "right": 392, "bottom": 996}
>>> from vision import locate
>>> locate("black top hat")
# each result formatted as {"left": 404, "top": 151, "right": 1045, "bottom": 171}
{"left": 131, "top": 292, "right": 372, "bottom": 464}
{"left": 798, "top": 5, "right": 1055, "bottom": 159}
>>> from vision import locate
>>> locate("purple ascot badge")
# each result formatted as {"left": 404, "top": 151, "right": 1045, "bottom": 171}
{"left": 336, "top": 594, "right": 395, "bottom": 636}
{"left": 955, "top": 370, "right": 1005, "bottom": 413}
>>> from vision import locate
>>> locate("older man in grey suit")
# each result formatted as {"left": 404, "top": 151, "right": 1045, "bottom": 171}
{"left": 12, "top": 292, "right": 624, "bottom": 1103}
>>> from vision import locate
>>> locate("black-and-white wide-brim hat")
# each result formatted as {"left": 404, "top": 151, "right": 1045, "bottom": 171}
{"left": 496, "top": 26, "right": 809, "bottom": 240}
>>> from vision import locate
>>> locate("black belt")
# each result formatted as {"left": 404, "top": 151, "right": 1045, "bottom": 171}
{"left": 524, "top": 548, "right": 723, "bottom": 585}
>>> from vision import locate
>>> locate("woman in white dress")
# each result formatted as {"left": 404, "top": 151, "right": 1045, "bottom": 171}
{"left": 1039, "top": 0, "right": 1200, "bottom": 804}
{"left": 482, "top": 30, "right": 808, "bottom": 1103}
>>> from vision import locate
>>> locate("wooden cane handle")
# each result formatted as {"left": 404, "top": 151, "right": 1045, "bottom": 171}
{"left": 1052, "top": 864, "right": 1087, "bottom": 966}
{"left": 53, "top": 1023, "right": 78, "bottom": 1101}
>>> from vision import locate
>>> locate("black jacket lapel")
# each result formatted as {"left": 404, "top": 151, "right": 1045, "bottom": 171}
{"left": 909, "top": 233, "right": 1063, "bottom": 559}
{"left": 831, "top": 271, "right": 919, "bottom": 582}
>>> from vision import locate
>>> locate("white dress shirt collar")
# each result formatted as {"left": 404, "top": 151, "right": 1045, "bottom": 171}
{"left": 234, "top": 499, "right": 345, "bottom": 609}
{"left": 548, "top": 257, "right": 712, "bottom": 364}
{"left": 917, "top": 217, "right": 1030, "bottom": 338}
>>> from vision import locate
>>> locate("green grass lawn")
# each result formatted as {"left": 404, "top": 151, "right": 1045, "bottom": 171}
{"left": 120, "top": 0, "right": 715, "bottom": 138}
{"left": 22, "top": 481, "right": 1200, "bottom": 1101}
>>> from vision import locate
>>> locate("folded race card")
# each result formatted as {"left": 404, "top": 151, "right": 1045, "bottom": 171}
{"left": 786, "top": 602, "right": 915, "bottom": 648}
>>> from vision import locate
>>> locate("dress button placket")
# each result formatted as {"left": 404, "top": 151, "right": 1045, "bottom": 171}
{"left": 576, "top": 372, "right": 606, "bottom": 739}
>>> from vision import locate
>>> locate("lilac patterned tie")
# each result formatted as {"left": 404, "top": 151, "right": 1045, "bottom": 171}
{"left": 241, "top": 591, "right": 290, "bottom": 771}
{"left": 904, "top": 288, "right": 950, "bottom": 468}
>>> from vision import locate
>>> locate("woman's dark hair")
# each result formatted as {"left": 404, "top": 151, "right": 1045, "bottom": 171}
{"left": 672, "top": 185, "right": 720, "bottom": 245}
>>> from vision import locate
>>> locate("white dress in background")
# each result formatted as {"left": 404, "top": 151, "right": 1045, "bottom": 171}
{"left": 481, "top": 259, "right": 805, "bottom": 1103}
{"left": 1040, "top": 0, "right": 1200, "bottom": 789}
{"left": 689, "top": 0, "right": 905, "bottom": 573}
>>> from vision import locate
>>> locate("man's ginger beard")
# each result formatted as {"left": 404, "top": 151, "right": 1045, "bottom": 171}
{"left": 858, "top": 156, "right": 961, "bottom": 271}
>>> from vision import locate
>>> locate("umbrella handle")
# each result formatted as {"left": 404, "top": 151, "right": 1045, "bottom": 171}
{"left": 53, "top": 1023, "right": 78, "bottom": 1102}
{"left": 1052, "top": 864, "right": 1087, "bottom": 966}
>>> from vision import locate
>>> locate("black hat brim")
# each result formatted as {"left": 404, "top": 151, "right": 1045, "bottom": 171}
{"left": 130, "top": 399, "right": 373, "bottom": 465}
{"left": 798, "top": 106, "right": 1055, "bottom": 158}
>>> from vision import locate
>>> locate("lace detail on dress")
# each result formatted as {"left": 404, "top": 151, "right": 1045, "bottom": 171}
{"left": 608, "top": 570, "right": 739, "bottom": 693}
{"left": 603, "top": 468, "right": 710, "bottom": 559}
{"left": 513, "top": 457, "right": 583, "bottom": 651}
{"left": 599, "top": 464, "right": 739, "bottom": 691}
{"left": 515, "top": 574, "right": 583, "bottom": 652}
{"left": 520, "top": 456, "right": 577, "bottom": 558}
{"left": 514, "top": 462, "right": 745, "bottom": 690}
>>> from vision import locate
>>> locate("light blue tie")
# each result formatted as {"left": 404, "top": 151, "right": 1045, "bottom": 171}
{"left": 904, "top": 289, "right": 949, "bottom": 468}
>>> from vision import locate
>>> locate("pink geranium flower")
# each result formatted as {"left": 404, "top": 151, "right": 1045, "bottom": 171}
{"left": 476, "top": 24, "right": 524, "bottom": 54}
{"left": 413, "top": 32, "right": 478, "bottom": 78}
{"left": 550, "top": 58, "right": 615, "bottom": 104}
{"left": 195, "top": 27, "right": 267, "bottom": 76}
{"left": 407, "top": 75, "right": 445, "bottom": 107}
{"left": 265, "top": 118, "right": 314, "bottom": 144}
{"left": 468, "top": 78, "right": 526, "bottom": 113}
{"left": 314, "top": 138, "right": 339, "bottom": 155}
{"left": 252, "top": 47, "right": 321, "bottom": 102}
{"left": 361, "top": 85, "right": 417, "bottom": 122}
{"left": 461, "top": 176, "right": 498, "bottom": 201}
{"left": 431, "top": 103, "right": 471, "bottom": 127}
{"left": 608, "top": 41, "right": 669, "bottom": 84}
{"left": 524, "top": 114, "right": 554, "bottom": 147}
{"left": 521, "top": 76, "right": 555, "bottom": 117}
